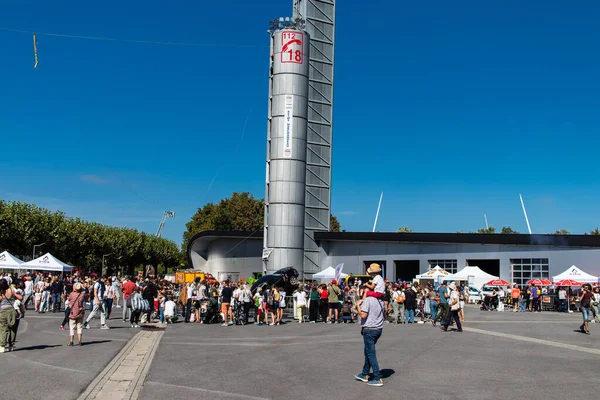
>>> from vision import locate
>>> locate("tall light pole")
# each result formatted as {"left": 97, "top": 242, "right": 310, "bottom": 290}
{"left": 102, "top": 253, "right": 112, "bottom": 277}
{"left": 32, "top": 242, "right": 46, "bottom": 259}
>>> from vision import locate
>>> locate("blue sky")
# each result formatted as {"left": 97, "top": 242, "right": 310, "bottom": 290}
{"left": 1, "top": 0, "right": 600, "bottom": 245}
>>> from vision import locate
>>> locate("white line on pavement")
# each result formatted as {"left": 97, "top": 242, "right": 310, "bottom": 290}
{"left": 5, "top": 353, "right": 85, "bottom": 373}
{"left": 464, "top": 326, "right": 600, "bottom": 356}
{"left": 144, "top": 381, "right": 271, "bottom": 400}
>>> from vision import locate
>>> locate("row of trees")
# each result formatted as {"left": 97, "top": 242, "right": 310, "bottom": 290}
{"left": 0, "top": 200, "right": 181, "bottom": 275}
{"left": 398, "top": 226, "right": 600, "bottom": 235}
{"left": 182, "top": 192, "right": 341, "bottom": 250}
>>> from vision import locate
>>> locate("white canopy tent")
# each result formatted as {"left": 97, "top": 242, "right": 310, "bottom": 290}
{"left": 444, "top": 266, "right": 499, "bottom": 289}
{"left": 0, "top": 251, "right": 25, "bottom": 270}
{"left": 313, "top": 266, "right": 348, "bottom": 281}
{"left": 416, "top": 265, "right": 450, "bottom": 280}
{"left": 553, "top": 265, "right": 598, "bottom": 283}
{"left": 22, "top": 252, "right": 74, "bottom": 272}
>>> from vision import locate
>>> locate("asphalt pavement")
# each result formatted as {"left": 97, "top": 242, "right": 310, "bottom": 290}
{"left": 0, "top": 309, "right": 137, "bottom": 400}
{"left": 3, "top": 305, "right": 599, "bottom": 400}
{"left": 140, "top": 305, "right": 599, "bottom": 400}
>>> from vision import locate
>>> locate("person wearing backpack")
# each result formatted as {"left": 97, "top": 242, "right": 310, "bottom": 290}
{"left": 83, "top": 276, "right": 109, "bottom": 330}
{"left": 142, "top": 279, "right": 158, "bottom": 323}
{"left": 240, "top": 284, "right": 252, "bottom": 324}
{"left": 263, "top": 286, "right": 276, "bottom": 326}
{"left": 130, "top": 287, "right": 143, "bottom": 328}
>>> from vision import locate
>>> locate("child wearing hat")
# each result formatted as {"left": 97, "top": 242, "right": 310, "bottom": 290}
{"left": 365, "top": 263, "right": 385, "bottom": 300}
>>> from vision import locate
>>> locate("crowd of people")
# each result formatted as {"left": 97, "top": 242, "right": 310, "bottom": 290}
{"left": 1, "top": 264, "right": 597, "bottom": 353}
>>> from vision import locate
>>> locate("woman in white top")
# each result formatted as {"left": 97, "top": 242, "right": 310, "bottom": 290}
{"left": 105, "top": 280, "right": 115, "bottom": 319}
{"left": 293, "top": 288, "right": 307, "bottom": 322}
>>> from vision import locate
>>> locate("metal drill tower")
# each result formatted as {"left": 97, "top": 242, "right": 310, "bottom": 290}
{"left": 293, "top": 0, "right": 336, "bottom": 275}
{"left": 263, "top": 1, "right": 336, "bottom": 277}
{"left": 263, "top": 19, "right": 310, "bottom": 274}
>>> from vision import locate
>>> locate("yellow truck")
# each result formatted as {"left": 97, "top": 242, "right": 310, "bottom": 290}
{"left": 174, "top": 271, "right": 206, "bottom": 285}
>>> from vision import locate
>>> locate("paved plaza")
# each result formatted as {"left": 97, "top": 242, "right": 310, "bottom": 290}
{"left": 2, "top": 306, "right": 599, "bottom": 400}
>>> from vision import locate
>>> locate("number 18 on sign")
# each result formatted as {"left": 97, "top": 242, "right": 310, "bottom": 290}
{"left": 281, "top": 31, "right": 303, "bottom": 64}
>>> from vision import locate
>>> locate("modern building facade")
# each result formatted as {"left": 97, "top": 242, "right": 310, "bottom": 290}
{"left": 188, "top": 231, "right": 600, "bottom": 286}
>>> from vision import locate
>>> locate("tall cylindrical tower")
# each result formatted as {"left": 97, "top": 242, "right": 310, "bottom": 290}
{"left": 264, "top": 25, "right": 310, "bottom": 274}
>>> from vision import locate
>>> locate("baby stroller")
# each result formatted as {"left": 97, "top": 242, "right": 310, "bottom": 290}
{"left": 341, "top": 296, "right": 354, "bottom": 323}
{"left": 200, "top": 298, "right": 219, "bottom": 324}
{"left": 234, "top": 300, "right": 246, "bottom": 325}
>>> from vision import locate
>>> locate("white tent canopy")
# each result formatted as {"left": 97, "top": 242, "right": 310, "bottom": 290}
{"left": 313, "top": 266, "right": 348, "bottom": 280}
{"left": 553, "top": 265, "right": 598, "bottom": 283}
{"left": 0, "top": 251, "right": 25, "bottom": 270}
{"left": 444, "top": 266, "right": 499, "bottom": 290}
{"left": 416, "top": 265, "right": 450, "bottom": 280}
{"left": 22, "top": 252, "right": 74, "bottom": 272}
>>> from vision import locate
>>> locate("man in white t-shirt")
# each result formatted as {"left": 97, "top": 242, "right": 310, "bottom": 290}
{"left": 163, "top": 297, "right": 176, "bottom": 323}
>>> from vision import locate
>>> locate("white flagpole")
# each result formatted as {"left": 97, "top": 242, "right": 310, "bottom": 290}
{"left": 484, "top": 214, "right": 489, "bottom": 230}
{"left": 519, "top": 194, "right": 532, "bottom": 234}
{"left": 372, "top": 191, "right": 383, "bottom": 232}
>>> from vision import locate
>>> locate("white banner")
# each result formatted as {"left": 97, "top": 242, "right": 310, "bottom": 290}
{"left": 283, "top": 95, "right": 293, "bottom": 158}
{"left": 334, "top": 263, "right": 344, "bottom": 282}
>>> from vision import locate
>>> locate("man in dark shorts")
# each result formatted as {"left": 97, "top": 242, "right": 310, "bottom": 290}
{"left": 328, "top": 280, "right": 341, "bottom": 323}
{"left": 221, "top": 281, "right": 233, "bottom": 327}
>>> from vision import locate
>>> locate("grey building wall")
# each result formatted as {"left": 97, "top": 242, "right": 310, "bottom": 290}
{"left": 190, "top": 236, "right": 600, "bottom": 284}
{"left": 319, "top": 241, "right": 600, "bottom": 282}
{"left": 191, "top": 238, "right": 263, "bottom": 281}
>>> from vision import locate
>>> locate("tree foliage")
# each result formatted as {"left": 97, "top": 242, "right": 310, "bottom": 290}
{"left": 500, "top": 226, "right": 519, "bottom": 234}
{"left": 587, "top": 228, "right": 600, "bottom": 236}
{"left": 330, "top": 214, "right": 341, "bottom": 232}
{"left": 397, "top": 227, "right": 413, "bottom": 233}
{"left": 554, "top": 229, "right": 571, "bottom": 235}
{"left": 183, "top": 192, "right": 264, "bottom": 250}
{"left": 183, "top": 192, "right": 343, "bottom": 248}
{"left": 0, "top": 200, "right": 181, "bottom": 274}
{"left": 476, "top": 226, "right": 496, "bottom": 234}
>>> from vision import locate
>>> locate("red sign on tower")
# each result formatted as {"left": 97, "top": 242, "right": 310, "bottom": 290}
{"left": 281, "top": 32, "right": 303, "bottom": 64}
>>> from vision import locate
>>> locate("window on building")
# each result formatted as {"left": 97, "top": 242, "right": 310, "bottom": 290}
{"left": 511, "top": 258, "right": 549, "bottom": 287}
{"left": 428, "top": 259, "right": 458, "bottom": 274}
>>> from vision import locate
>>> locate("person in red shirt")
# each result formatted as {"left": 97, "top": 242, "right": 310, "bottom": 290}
{"left": 121, "top": 277, "right": 137, "bottom": 322}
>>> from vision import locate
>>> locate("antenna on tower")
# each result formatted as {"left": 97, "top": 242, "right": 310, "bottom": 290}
{"left": 484, "top": 213, "right": 489, "bottom": 230}
{"left": 372, "top": 192, "right": 383, "bottom": 232}
{"left": 519, "top": 194, "right": 532, "bottom": 234}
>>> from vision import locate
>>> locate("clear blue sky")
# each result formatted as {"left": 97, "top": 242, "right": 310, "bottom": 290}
{"left": 1, "top": 0, "right": 600, "bottom": 245}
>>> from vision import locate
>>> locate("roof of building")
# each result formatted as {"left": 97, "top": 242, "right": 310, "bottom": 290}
{"left": 187, "top": 230, "right": 600, "bottom": 258}
{"left": 314, "top": 232, "right": 600, "bottom": 248}
{"left": 186, "top": 230, "right": 262, "bottom": 265}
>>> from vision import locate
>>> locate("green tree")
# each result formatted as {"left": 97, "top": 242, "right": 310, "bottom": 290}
{"left": 0, "top": 200, "right": 181, "bottom": 275}
{"left": 588, "top": 228, "right": 600, "bottom": 236}
{"left": 397, "top": 227, "right": 413, "bottom": 233}
{"left": 501, "top": 226, "right": 519, "bottom": 234}
{"left": 330, "top": 214, "right": 341, "bottom": 232}
{"left": 476, "top": 226, "right": 496, "bottom": 234}
{"left": 554, "top": 229, "right": 571, "bottom": 235}
{"left": 183, "top": 192, "right": 264, "bottom": 250}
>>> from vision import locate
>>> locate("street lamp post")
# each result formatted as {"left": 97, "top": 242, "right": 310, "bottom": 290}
{"left": 32, "top": 243, "right": 46, "bottom": 260}
{"left": 102, "top": 253, "right": 112, "bottom": 277}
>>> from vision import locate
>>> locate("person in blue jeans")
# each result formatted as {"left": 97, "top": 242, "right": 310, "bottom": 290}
{"left": 403, "top": 285, "right": 417, "bottom": 324}
{"left": 579, "top": 284, "right": 594, "bottom": 335}
{"left": 354, "top": 296, "right": 385, "bottom": 387}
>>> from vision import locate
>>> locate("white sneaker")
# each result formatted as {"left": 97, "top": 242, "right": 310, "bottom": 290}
{"left": 0, "top": 347, "right": 5, "bottom": 353}
{"left": 100, "top": 325, "right": 110, "bottom": 330}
